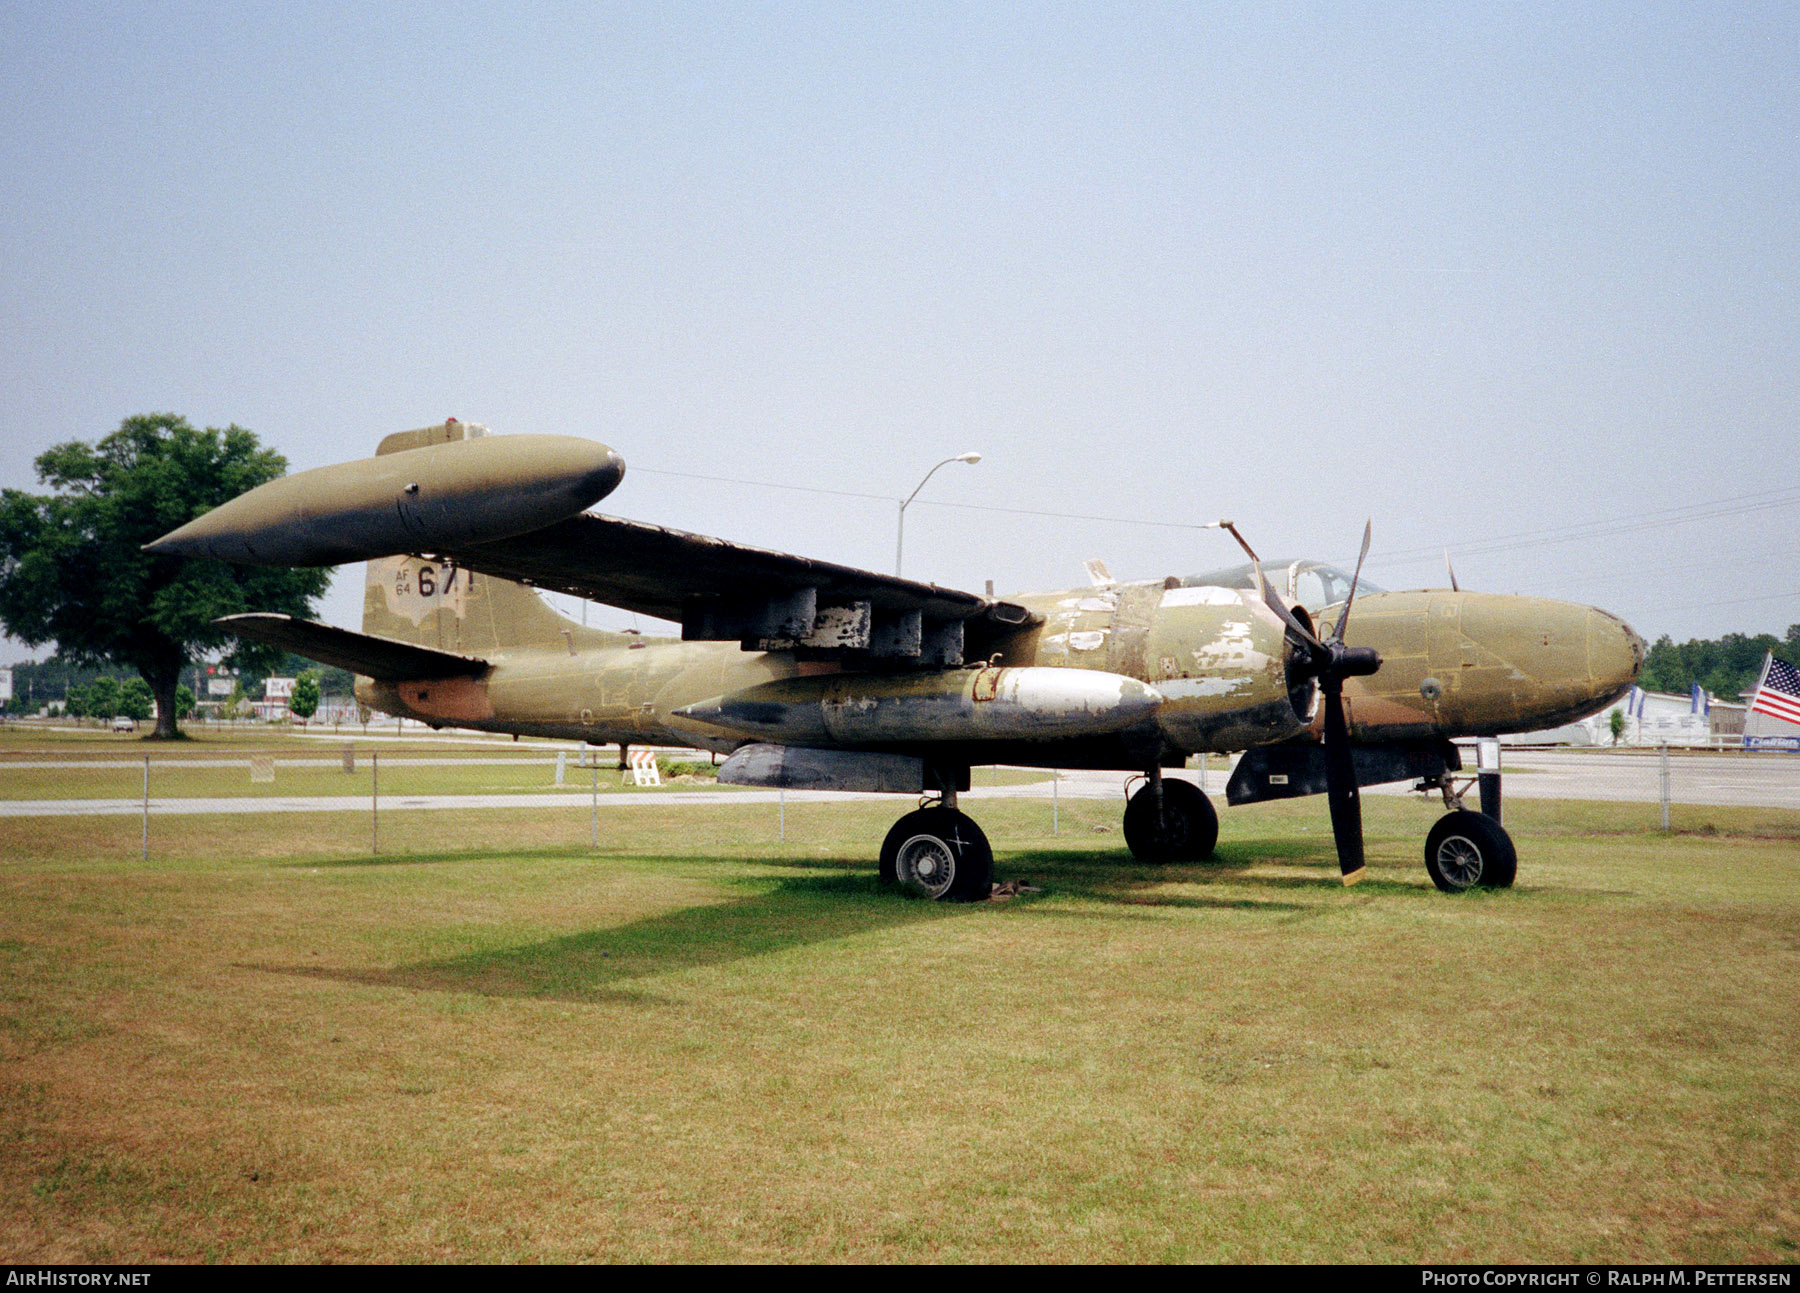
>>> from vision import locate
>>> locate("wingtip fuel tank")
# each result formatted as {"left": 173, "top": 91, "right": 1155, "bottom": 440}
{"left": 144, "top": 433, "right": 624, "bottom": 566}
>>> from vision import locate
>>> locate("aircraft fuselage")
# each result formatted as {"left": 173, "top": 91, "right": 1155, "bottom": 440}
{"left": 357, "top": 579, "right": 1644, "bottom": 767}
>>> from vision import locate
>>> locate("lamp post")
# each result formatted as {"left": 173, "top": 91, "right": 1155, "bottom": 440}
{"left": 896, "top": 452, "right": 981, "bottom": 576}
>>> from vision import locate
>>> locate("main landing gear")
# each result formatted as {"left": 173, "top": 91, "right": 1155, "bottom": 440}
{"left": 1122, "top": 766, "right": 1219, "bottom": 863}
{"left": 877, "top": 784, "right": 993, "bottom": 902}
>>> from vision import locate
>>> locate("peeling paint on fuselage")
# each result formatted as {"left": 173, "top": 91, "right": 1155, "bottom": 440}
{"left": 359, "top": 572, "right": 1644, "bottom": 770}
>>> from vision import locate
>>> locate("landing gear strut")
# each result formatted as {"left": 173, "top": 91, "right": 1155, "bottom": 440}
{"left": 1123, "top": 767, "right": 1219, "bottom": 863}
{"left": 877, "top": 781, "right": 993, "bottom": 902}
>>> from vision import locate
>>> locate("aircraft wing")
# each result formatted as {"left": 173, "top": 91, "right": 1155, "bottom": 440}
{"left": 450, "top": 512, "right": 1038, "bottom": 663}
{"left": 217, "top": 613, "right": 489, "bottom": 681}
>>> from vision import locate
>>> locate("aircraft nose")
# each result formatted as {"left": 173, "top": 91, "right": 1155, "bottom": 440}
{"left": 1587, "top": 608, "right": 1645, "bottom": 699}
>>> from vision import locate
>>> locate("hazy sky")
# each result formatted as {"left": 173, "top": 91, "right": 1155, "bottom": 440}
{"left": 4, "top": 2, "right": 1796, "bottom": 656}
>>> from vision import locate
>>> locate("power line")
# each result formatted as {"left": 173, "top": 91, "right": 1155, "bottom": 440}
{"left": 903, "top": 498, "right": 1207, "bottom": 531}
{"left": 631, "top": 466, "right": 892, "bottom": 504}
{"left": 633, "top": 464, "right": 1800, "bottom": 572}
{"left": 630, "top": 464, "right": 1213, "bottom": 531}
{"left": 1369, "top": 487, "right": 1800, "bottom": 567}
{"left": 1650, "top": 590, "right": 1800, "bottom": 615}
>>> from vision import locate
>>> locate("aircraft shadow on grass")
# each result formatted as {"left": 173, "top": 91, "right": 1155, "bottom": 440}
{"left": 257, "top": 872, "right": 958, "bottom": 1005}
{"left": 255, "top": 835, "right": 1431, "bottom": 1003}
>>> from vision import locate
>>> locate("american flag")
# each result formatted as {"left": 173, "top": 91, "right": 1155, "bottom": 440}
{"left": 1749, "top": 655, "right": 1800, "bottom": 727}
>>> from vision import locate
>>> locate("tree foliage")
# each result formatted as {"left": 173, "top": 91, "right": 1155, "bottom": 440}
{"left": 1638, "top": 626, "right": 1800, "bottom": 702}
{"left": 119, "top": 677, "right": 154, "bottom": 722}
{"left": 288, "top": 671, "right": 320, "bottom": 722}
{"left": 1, "top": 656, "right": 112, "bottom": 708}
{"left": 0, "top": 414, "right": 330, "bottom": 737}
{"left": 90, "top": 676, "right": 122, "bottom": 721}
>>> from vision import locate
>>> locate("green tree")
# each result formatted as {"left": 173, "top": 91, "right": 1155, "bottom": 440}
{"left": 1639, "top": 628, "right": 1799, "bottom": 702}
{"left": 0, "top": 414, "right": 330, "bottom": 738}
{"left": 1609, "top": 708, "right": 1626, "bottom": 746}
{"left": 64, "top": 684, "right": 88, "bottom": 719}
{"left": 288, "top": 671, "right": 320, "bottom": 722}
{"left": 174, "top": 684, "right": 196, "bottom": 720}
{"left": 119, "top": 677, "right": 154, "bottom": 722}
{"left": 85, "top": 675, "right": 122, "bottom": 722}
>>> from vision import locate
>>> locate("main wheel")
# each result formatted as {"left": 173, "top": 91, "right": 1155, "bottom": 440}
{"left": 1122, "top": 779, "right": 1219, "bottom": 863}
{"left": 1424, "top": 810, "right": 1517, "bottom": 892}
{"left": 878, "top": 807, "right": 993, "bottom": 901}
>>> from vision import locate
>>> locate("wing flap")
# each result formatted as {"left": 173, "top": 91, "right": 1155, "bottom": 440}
{"left": 215, "top": 613, "right": 489, "bottom": 681}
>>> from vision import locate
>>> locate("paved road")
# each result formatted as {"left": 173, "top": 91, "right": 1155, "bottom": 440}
{"left": 1408, "top": 749, "right": 1800, "bottom": 810}
{"left": 999, "top": 751, "right": 1800, "bottom": 811}
{"left": 4, "top": 750, "right": 1796, "bottom": 817}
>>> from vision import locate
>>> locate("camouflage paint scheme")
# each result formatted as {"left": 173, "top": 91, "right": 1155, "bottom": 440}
{"left": 357, "top": 553, "right": 1642, "bottom": 764}
{"left": 340, "top": 426, "right": 1643, "bottom": 771}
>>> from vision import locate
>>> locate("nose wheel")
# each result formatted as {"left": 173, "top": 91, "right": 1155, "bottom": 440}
{"left": 1424, "top": 810, "right": 1517, "bottom": 892}
{"left": 878, "top": 806, "right": 993, "bottom": 901}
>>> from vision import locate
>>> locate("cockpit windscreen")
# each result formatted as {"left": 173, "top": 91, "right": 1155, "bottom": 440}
{"left": 1175, "top": 560, "right": 1383, "bottom": 615}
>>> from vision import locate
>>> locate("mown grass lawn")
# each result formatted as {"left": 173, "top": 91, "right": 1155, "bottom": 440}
{"left": 1, "top": 792, "right": 1795, "bottom": 1262}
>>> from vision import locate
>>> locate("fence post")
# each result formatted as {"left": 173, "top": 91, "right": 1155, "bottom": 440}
{"left": 1052, "top": 769, "right": 1059, "bottom": 837}
{"left": 1659, "top": 743, "right": 1670, "bottom": 831}
{"left": 142, "top": 755, "right": 150, "bottom": 861}
{"left": 590, "top": 760, "right": 598, "bottom": 850}
{"left": 372, "top": 748, "right": 379, "bottom": 854}
{"left": 779, "top": 785, "right": 786, "bottom": 842}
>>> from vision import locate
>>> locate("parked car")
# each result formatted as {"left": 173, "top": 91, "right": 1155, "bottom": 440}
{"left": 111, "top": 716, "right": 136, "bottom": 733}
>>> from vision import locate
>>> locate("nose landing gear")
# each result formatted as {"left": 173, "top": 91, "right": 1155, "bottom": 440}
{"left": 1424, "top": 809, "right": 1517, "bottom": 893}
{"left": 1419, "top": 747, "right": 1516, "bottom": 892}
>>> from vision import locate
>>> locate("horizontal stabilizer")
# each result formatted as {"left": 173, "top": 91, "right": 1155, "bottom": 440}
{"left": 214, "top": 613, "right": 489, "bottom": 681}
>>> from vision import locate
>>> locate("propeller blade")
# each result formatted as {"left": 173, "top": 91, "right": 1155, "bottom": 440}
{"left": 1320, "top": 682, "right": 1366, "bottom": 884}
{"left": 1262, "top": 579, "right": 1325, "bottom": 655}
{"left": 1444, "top": 548, "right": 1459, "bottom": 592}
{"left": 1206, "top": 520, "right": 1326, "bottom": 653}
{"left": 1333, "top": 519, "right": 1373, "bottom": 643}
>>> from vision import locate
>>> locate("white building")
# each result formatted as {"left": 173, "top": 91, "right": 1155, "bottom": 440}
{"left": 1504, "top": 687, "right": 1719, "bottom": 748}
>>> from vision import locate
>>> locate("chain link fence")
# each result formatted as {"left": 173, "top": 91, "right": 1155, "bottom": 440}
{"left": 3, "top": 739, "right": 1796, "bottom": 862}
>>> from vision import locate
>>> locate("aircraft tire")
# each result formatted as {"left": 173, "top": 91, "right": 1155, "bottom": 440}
{"left": 1424, "top": 810, "right": 1517, "bottom": 893}
{"left": 878, "top": 807, "right": 993, "bottom": 902}
{"left": 1122, "top": 780, "right": 1219, "bottom": 863}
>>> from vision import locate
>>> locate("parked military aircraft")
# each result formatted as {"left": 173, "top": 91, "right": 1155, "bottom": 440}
{"left": 147, "top": 421, "right": 1645, "bottom": 899}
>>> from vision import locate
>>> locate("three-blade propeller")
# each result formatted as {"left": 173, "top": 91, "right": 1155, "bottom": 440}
{"left": 1208, "top": 520, "right": 1383, "bottom": 883}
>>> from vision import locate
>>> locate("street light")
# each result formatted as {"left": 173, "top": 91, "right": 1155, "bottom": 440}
{"left": 896, "top": 452, "right": 982, "bottom": 576}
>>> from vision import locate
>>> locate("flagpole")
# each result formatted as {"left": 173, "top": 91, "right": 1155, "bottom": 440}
{"left": 1751, "top": 650, "right": 1774, "bottom": 703}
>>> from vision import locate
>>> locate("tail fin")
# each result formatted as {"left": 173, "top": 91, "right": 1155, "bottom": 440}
{"left": 361, "top": 420, "right": 604, "bottom": 655}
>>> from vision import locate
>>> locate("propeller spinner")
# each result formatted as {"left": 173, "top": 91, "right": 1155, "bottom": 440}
{"left": 1208, "top": 520, "right": 1383, "bottom": 884}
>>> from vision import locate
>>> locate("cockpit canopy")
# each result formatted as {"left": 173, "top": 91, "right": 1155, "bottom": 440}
{"left": 1176, "top": 560, "right": 1383, "bottom": 616}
